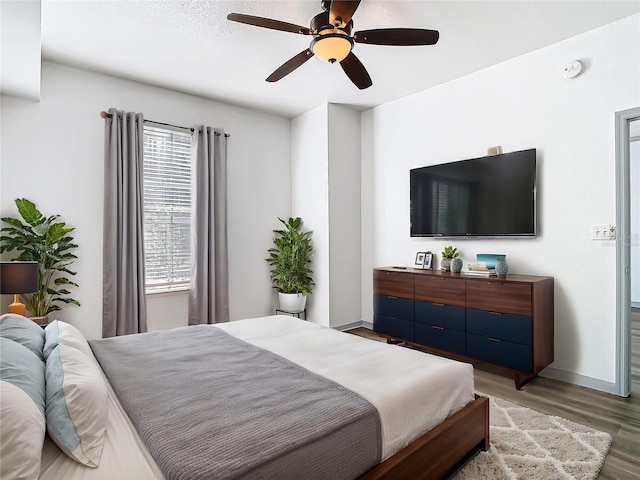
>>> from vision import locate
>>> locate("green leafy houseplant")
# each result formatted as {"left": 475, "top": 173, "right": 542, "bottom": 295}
{"left": 441, "top": 246, "right": 460, "bottom": 259}
{"left": 266, "top": 217, "right": 314, "bottom": 295}
{"left": 1, "top": 198, "right": 80, "bottom": 317}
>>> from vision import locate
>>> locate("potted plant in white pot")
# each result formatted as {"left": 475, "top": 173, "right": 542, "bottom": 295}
{"left": 0, "top": 198, "right": 80, "bottom": 324}
{"left": 441, "top": 245, "right": 460, "bottom": 272}
{"left": 266, "top": 217, "right": 314, "bottom": 312}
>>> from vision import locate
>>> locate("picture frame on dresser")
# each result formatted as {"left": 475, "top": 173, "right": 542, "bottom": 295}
{"left": 415, "top": 251, "right": 433, "bottom": 270}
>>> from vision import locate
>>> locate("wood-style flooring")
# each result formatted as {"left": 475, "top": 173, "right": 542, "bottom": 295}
{"left": 348, "top": 309, "right": 640, "bottom": 479}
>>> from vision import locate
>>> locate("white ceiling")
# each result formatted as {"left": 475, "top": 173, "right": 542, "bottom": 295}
{"left": 11, "top": 1, "right": 640, "bottom": 118}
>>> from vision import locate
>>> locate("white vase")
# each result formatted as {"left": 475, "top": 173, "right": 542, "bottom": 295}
{"left": 278, "top": 292, "right": 307, "bottom": 312}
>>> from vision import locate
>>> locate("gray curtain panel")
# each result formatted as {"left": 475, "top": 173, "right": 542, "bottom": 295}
{"left": 189, "top": 126, "right": 229, "bottom": 325}
{"left": 103, "top": 108, "right": 148, "bottom": 337}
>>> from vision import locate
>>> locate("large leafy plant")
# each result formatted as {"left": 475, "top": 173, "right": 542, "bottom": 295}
{"left": 1, "top": 198, "right": 80, "bottom": 316}
{"left": 266, "top": 217, "right": 314, "bottom": 295}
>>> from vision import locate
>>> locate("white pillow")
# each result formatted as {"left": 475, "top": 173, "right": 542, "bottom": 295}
{"left": 0, "top": 381, "right": 46, "bottom": 480}
{"left": 44, "top": 320, "right": 94, "bottom": 360}
{"left": 45, "top": 341, "right": 108, "bottom": 467}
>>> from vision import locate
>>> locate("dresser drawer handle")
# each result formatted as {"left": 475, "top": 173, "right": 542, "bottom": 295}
{"left": 488, "top": 337, "right": 502, "bottom": 342}
{"left": 387, "top": 296, "right": 398, "bottom": 299}
{"left": 488, "top": 311, "right": 502, "bottom": 315}
{"left": 432, "top": 302, "right": 446, "bottom": 307}
{"left": 431, "top": 326, "right": 444, "bottom": 330}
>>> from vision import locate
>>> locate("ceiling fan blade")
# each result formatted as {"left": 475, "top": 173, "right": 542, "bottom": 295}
{"left": 354, "top": 28, "right": 440, "bottom": 46}
{"left": 227, "top": 13, "right": 312, "bottom": 35}
{"left": 266, "top": 49, "right": 315, "bottom": 82}
{"left": 340, "top": 52, "right": 372, "bottom": 90}
{"left": 329, "top": 0, "right": 361, "bottom": 27}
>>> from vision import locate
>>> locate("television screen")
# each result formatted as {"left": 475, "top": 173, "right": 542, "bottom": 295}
{"left": 410, "top": 149, "right": 536, "bottom": 237}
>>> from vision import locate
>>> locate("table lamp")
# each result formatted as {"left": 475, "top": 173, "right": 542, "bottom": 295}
{"left": 0, "top": 261, "right": 39, "bottom": 316}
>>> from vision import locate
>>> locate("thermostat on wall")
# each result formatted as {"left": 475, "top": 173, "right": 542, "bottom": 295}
{"left": 563, "top": 60, "right": 583, "bottom": 79}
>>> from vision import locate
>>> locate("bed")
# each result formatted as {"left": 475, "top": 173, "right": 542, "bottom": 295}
{"left": 0, "top": 313, "right": 489, "bottom": 480}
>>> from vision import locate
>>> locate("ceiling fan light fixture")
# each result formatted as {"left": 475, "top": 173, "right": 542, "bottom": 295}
{"left": 311, "top": 33, "right": 353, "bottom": 63}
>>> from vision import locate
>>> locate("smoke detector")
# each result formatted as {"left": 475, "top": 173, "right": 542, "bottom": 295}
{"left": 563, "top": 60, "right": 583, "bottom": 79}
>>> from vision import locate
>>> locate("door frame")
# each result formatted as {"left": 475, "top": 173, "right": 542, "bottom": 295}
{"left": 615, "top": 107, "right": 640, "bottom": 397}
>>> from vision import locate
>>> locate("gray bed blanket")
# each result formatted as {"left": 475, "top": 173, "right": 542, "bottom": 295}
{"left": 89, "top": 326, "right": 381, "bottom": 480}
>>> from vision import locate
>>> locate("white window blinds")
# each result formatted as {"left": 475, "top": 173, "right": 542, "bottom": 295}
{"left": 142, "top": 125, "right": 192, "bottom": 292}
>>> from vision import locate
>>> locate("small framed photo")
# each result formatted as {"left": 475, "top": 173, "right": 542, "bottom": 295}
{"left": 415, "top": 251, "right": 433, "bottom": 269}
{"left": 423, "top": 252, "right": 433, "bottom": 270}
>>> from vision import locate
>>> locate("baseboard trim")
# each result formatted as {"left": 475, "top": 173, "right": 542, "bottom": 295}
{"left": 332, "top": 320, "right": 373, "bottom": 331}
{"left": 333, "top": 321, "right": 363, "bottom": 331}
{"left": 540, "top": 367, "right": 619, "bottom": 396}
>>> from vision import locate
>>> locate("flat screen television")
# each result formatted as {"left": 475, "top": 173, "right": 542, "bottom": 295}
{"left": 410, "top": 148, "right": 536, "bottom": 238}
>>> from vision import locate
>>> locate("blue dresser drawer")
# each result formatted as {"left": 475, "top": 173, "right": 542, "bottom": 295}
{"left": 374, "top": 314, "right": 414, "bottom": 342}
{"left": 374, "top": 294, "right": 414, "bottom": 321}
{"left": 415, "top": 301, "right": 465, "bottom": 331}
{"left": 415, "top": 323, "right": 465, "bottom": 356}
{"left": 466, "top": 333, "right": 532, "bottom": 372}
{"left": 467, "top": 308, "right": 532, "bottom": 345}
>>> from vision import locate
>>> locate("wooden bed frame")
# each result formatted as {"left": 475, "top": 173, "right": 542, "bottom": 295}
{"left": 360, "top": 395, "right": 490, "bottom": 479}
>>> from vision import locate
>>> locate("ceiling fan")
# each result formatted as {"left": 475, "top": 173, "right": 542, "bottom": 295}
{"left": 227, "top": 0, "right": 439, "bottom": 90}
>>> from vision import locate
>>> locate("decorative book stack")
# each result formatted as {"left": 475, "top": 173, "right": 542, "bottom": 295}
{"left": 462, "top": 253, "right": 506, "bottom": 276}
{"left": 463, "top": 262, "right": 496, "bottom": 276}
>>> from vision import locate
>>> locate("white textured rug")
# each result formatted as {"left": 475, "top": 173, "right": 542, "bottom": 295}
{"left": 452, "top": 395, "right": 612, "bottom": 480}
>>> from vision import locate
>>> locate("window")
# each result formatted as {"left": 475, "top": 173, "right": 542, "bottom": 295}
{"left": 142, "top": 125, "right": 192, "bottom": 293}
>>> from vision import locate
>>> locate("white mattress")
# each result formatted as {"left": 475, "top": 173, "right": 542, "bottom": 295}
{"left": 39, "top": 315, "right": 474, "bottom": 478}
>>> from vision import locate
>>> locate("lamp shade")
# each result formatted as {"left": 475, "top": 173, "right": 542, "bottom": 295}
{"left": 0, "top": 261, "right": 39, "bottom": 294}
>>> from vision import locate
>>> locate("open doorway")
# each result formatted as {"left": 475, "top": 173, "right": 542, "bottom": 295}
{"left": 616, "top": 107, "right": 640, "bottom": 397}
{"left": 630, "top": 118, "right": 640, "bottom": 395}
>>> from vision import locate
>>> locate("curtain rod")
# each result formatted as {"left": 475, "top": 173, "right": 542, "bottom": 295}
{"left": 99, "top": 111, "right": 230, "bottom": 137}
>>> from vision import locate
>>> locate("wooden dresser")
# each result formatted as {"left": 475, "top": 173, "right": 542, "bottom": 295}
{"left": 373, "top": 267, "right": 554, "bottom": 389}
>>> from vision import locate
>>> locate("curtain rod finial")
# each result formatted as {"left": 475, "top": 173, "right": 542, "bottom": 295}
{"left": 100, "top": 111, "right": 109, "bottom": 119}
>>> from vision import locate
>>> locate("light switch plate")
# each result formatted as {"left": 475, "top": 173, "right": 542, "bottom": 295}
{"left": 591, "top": 225, "right": 616, "bottom": 240}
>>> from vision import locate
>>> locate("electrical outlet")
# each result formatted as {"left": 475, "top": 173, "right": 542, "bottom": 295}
{"left": 591, "top": 225, "right": 616, "bottom": 240}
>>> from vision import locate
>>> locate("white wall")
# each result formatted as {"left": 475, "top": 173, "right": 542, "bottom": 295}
{"left": 0, "top": 61, "right": 291, "bottom": 339}
{"left": 291, "top": 105, "right": 330, "bottom": 325}
{"left": 291, "top": 104, "right": 362, "bottom": 328}
{"left": 0, "top": 1, "right": 41, "bottom": 100}
{"left": 361, "top": 14, "right": 640, "bottom": 390}
{"left": 328, "top": 104, "right": 361, "bottom": 328}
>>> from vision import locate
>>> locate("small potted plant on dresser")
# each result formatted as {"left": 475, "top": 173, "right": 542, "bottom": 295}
{"left": 441, "top": 245, "right": 460, "bottom": 272}
{"left": 266, "top": 217, "right": 314, "bottom": 312}
{"left": 0, "top": 198, "right": 80, "bottom": 325}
